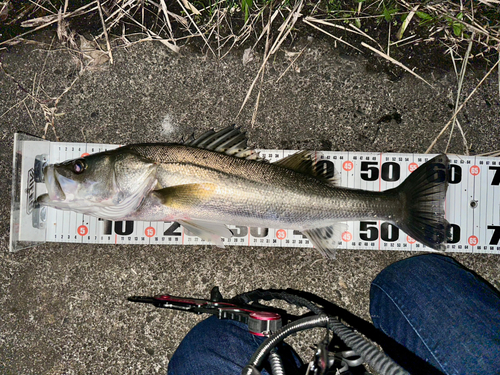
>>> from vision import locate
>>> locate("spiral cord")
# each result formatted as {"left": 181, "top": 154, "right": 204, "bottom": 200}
{"left": 268, "top": 350, "right": 285, "bottom": 375}
{"left": 327, "top": 317, "right": 409, "bottom": 375}
{"left": 242, "top": 314, "right": 410, "bottom": 375}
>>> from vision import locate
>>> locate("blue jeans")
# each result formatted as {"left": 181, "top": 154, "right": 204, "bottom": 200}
{"left": 370, "top": 254, "right": 500, "bottom": 375}
{"left": 167, "top": 315, "right": 302, "bottom": 375}
{"left": 168, "top": 254, "right": 500, "bottom": 375}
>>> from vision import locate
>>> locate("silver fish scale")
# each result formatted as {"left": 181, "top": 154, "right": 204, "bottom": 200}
{"left": 37, "top": 132, "right": 449, "bottom": 254}
{"left": 126, "top": 144, "right": 400, "bottom": 229}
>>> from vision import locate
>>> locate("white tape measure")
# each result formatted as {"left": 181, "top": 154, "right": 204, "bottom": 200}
{"left": 10, "top": 133, "right": 500, "bottom": 254}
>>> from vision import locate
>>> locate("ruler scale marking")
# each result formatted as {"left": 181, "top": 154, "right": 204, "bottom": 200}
{"left": 10, "top": 139, "right": 500, "bottom": 254}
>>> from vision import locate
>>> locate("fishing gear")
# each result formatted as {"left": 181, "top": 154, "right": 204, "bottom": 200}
{"left": 129, "top": 286, "right": 413, "bottom": 375}
{"left": 128, "top": 287, "right": 286, "bottom": 337}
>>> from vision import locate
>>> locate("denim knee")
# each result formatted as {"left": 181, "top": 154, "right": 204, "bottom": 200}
{"left": 370, "top": 254, "right": 500, "bottom": 375}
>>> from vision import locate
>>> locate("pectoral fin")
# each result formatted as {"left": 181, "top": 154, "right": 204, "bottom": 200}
{"left": 154, "top": 183, "right": 230, "bottom": 247}
{"left": 302, "top": 223, "right": 348, "bottom": 259}
{"left": 177, "top": 219, "right": 232, "bottom": 248}
{"left": 153, "top": 183, "right": 218, "bottom": 209}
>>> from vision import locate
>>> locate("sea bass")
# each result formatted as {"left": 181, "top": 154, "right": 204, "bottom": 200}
{"left": 37, "top": 126, "right": 450, "bottom": 258}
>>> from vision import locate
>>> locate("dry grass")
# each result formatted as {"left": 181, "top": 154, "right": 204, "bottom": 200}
{"left": 3, "top": 1, "right": 498, "bottom": 64}
{"left": 1, "top": 0, "right": 499, "bottom": 153}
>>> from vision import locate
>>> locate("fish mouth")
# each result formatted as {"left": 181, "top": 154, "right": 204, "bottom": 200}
{"left": 37, "top": 165, "right": 66, "bottom": 205}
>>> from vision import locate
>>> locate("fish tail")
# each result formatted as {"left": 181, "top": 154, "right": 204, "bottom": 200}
{"left": 394, "top": 154, "right": 451, "bottom": 251}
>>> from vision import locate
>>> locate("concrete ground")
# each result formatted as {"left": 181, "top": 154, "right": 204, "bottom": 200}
{"left": 1, "top": 30, "right": 499, "bottom": 374}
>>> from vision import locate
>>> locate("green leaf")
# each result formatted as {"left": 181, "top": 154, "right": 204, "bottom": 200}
{"left": 382, "top": 4, "right": 397, "bottom": 22}
{"left": 383, "top": 7, "right": 392, "bottom": 21}
{"left": 416, "top": 11, "right": 433, "bottom": 21}
{"left": 241, "top": 0, "right": 252, "bottom": 22}
{"left": 452, "top": 22, "right": 464, "bottom": 36}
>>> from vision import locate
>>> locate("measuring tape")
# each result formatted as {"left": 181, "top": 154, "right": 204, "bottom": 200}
{"left": 10, "top": 134, "right": 500, "bottom": 254}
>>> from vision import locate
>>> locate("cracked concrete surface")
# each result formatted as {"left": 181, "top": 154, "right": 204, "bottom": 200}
{"left": 1, "top": 31, "right": 499, "bottom": 374}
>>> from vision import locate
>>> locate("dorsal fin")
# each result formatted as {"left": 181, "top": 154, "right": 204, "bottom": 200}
{"left": 184, "top": 125, "right": 267, "bottom": 162}
{"left": 274, "top": 151, "right": 338, "bottom": 185}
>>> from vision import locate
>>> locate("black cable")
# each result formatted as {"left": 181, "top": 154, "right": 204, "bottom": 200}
{"left": 236, "top": 288, "right": 444, "bottom": 375}
{"left": 327, "top": 317, "right": 408, "bottom": 375}
{"left": 232, "top": 288, "right": 324, "bottom": 315}
{"left": 242, "top": 315, "right": 330, "bottom": 375}
{"left": 242, "top": 313, "right": 411, "bottom": 375}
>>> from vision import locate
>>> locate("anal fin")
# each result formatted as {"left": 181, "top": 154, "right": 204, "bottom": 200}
{"left": 302, "top": 223, "right": 348, "bottom": 259}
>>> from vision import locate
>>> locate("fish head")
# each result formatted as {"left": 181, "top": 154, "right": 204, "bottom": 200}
{"left": 37, "top": 148, "right": 157, "bottom": 218}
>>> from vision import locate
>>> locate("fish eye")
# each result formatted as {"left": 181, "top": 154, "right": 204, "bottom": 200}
{"left": 72, "top": 159, "right": 86, "bottom": 174}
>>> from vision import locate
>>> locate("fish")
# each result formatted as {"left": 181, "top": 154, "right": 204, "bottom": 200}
{"left": 37, "top": 126, "right": 451, "bottom": 258}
